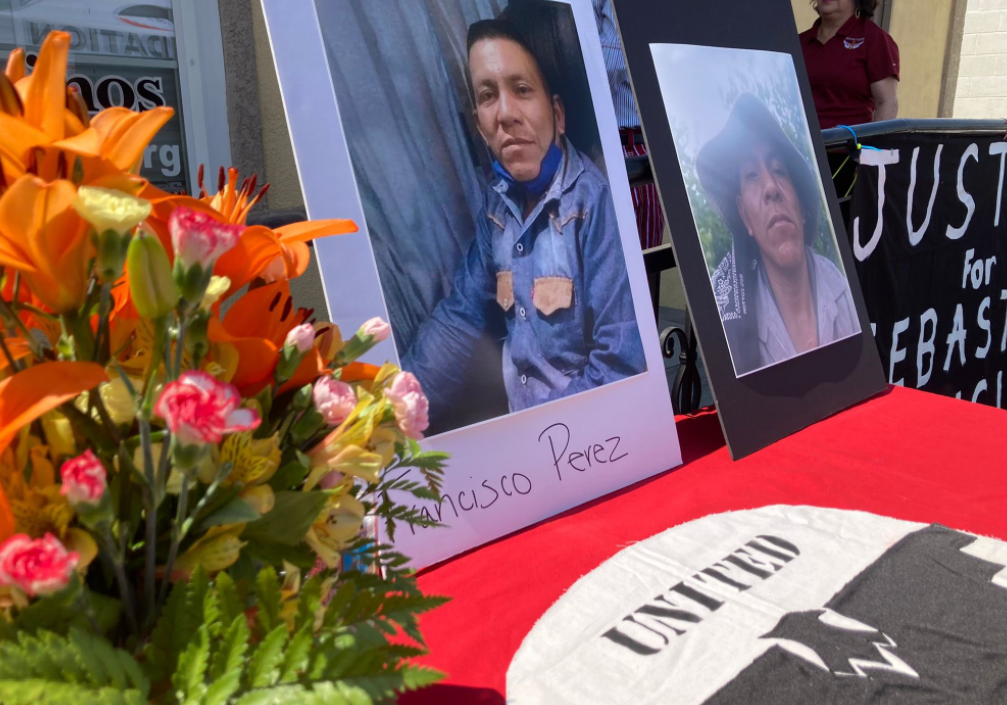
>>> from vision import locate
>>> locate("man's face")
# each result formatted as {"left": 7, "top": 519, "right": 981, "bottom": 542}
{"left": 736, "top": 141, "right": 807, "bottom": 273}
{"left": 469, "top": 37, "right": 565, "bottom": 182}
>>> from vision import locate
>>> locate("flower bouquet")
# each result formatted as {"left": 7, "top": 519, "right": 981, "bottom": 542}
{"left": 0, "top": 31, "right": 448, "bottom": 704}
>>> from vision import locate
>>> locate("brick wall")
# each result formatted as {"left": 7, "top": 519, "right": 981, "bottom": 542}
{"left": 956, "top": 0, "right": 1007, "bottom": 117}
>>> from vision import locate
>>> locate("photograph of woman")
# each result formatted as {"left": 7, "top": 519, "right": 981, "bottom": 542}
{"left": 651, "top": 44, "right": 861, "bottom": 376}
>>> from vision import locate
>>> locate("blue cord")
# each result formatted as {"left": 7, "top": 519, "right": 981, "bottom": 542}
{"left": 835, "top": 124, "right": 881, "bottom": 151}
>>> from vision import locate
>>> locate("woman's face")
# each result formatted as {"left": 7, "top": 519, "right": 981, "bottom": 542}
{"left": 817, "top": 0, "right": 857, "bottom": 21}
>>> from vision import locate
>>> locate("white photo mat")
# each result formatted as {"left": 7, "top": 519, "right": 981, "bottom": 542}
{"left": 260, "top": 0, "right": 681, "bottom": 568}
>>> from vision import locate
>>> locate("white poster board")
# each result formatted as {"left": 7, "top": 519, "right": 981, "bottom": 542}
{"left": 260, "top": 0, "right": 681, "bottom": 568}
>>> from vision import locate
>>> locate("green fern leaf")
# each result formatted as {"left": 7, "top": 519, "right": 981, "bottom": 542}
{"left": 214, "top": 571, "right": 244, "bottom": 627}
{"left": 321, "top": 580, "right": 357, "bottom": 630}
{"left": 210, "top": 615, "right": 251, "bottom": 682}
{"left": 80, "top": 631, "right": 129, "bottom": 689}
{"left": 246, "top": 623, "right": 288, "bottom": 689}
{"left": 384, "top": 644, "right": 426, "bottom": 660}
{"left": 235, "top": 682, "right": 372, "bottom": 705}
{"left": 399, "top": 665, "right": 446, "bottom": 691}
{"left": 144, "top": 573, "right": 189, "bottom": 682}
{"left": 200, "top": 668, "right": 241, "bottom": 705}
{"left": 68, "top": 628, "right": 113, "bottom": 687}
{"left": 278, "top": 625, "right": 313, "bottom": 684}
{"left": 203, "top": 583, "right": 223, "bottom": 639}
{"left": 295, "top": 576, "right": 323, "bottom": 633}
{"left": 0, "top": 679, "right": 147, "bottom": 705}
{"left": 253, "top": 568, "right": 282, "bottom": 635}
{"left": 172, "top": 623, "right": 210, "bottom": 702}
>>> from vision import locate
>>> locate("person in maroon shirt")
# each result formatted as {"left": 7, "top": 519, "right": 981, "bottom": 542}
{"left": 800, "top": 0, "right": 900, "bottom": 130}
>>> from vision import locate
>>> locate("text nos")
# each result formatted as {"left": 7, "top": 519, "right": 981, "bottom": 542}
{"left": 68, "top": 74, "right": 168, "bottom": 115}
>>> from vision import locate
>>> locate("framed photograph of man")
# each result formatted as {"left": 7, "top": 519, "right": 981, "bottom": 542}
{"left": 612, "top": 0, "right": 886, "bottom": 459}
{"left": 260, "top": 0, "right": 681, "bottom": 567}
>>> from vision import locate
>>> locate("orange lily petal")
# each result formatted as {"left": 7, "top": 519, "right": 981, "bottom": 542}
{"left": 275, "top": 219, "right": 358, "bottom": 244}
{"left": 208, "top": 319, "right": 279, "bottom": 389}
{"left": 23, "top": 31, "right": 69, "bottom": 139}
{"left": 5, "top": 48, "right": 25, "bottom": 84}
{"left": 0, "top": 111, "right": 49, "bottom": 158}
{"left": 52, "top": 127, "right": 104, "bottom": 158}
{"left": 0, "top": 361, "right": 108, "bottom": 459}
{"left": 0, "top": 175, "right": 90, "bottom": 312}
{"left": 281, "top": 241, "right": 311, "bottom": 280}
{"left": 0, "top": 483, "right": 13, "bottom": 543}
{"left": 0, "top": 175, "right": 49, "bottom": 271}
{"left": 340, "top": 362, "right": 381, "bottom": 383}
{"left": 221, "top": 281, "right": 300, "bottom": 345}
{"left": 214, "top": 225, "right": 283, "bottom": 294}
{"left": 103, "top": 107, "right": 173, "bottom": 170}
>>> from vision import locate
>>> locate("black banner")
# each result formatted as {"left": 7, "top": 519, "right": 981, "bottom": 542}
{"left": 851, "top": 134, "right": 1006, "bottom": 408}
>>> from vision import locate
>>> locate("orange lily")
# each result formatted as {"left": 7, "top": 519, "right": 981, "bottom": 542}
{"left": 145, "top": 167, "right": 358, "bottom": 297}
{"left": 0, "top": 361, "right": 107, "bottom": 459}
{"left": 208, "top": 280, "right": 325, "bottom": 395}
{"left": 215, "top": 218, "right": 358, "bottom": 297}
{"left": 0, "top": 175, "right": 92, "bottom": 313}
{"left": 0, "top": 32, "right": 172, "bottom": 191}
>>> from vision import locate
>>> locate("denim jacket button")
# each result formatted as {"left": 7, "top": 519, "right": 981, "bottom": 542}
{"left": 519, "top": 306, "right": 526, "bottom": 318}
{"left": 521, "top": 374, "right": 528, "bottom": 384}
{"left": 516, "top": 243, "right": 524, "bottom": 253}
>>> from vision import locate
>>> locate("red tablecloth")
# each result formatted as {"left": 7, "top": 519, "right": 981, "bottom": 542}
{"left": 402, "top": 386, "right": 1007, "bottom": 704}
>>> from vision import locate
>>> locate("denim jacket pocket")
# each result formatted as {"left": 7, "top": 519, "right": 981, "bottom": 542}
{"left": 532, "top": 276, "right": 573, "bottom": 316}
{"left": 496, "top": 271, "right": 514, "bottom": 312}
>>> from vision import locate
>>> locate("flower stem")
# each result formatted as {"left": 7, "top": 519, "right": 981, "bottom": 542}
{"left": 93, "top": 282, "right": 112, "bottom": 364}
{"left": 157, "top": 474, "right": 190, "bottom": 610}
{"left": 172, "top": 317, "right": 187, "bottom": 379}
{"left": 139, "top": 416, "right": 158, "bottom": 622}
{"left": 62, "top": 311, "right": 96, "bottom": 363}
{"left": 98, "top": 530, "right": 139, "bottom": 636}
{"left": 89, "top": 389, "right": 122, "bottom": 445}
{"left": 0, "top": 296, "right": 43, "bottom": 361}
{"left": 0, "top": 334, "right": 20, "bottom": 372}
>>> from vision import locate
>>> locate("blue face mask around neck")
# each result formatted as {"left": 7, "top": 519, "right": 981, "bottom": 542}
{"left": 492, "top": 142, "right": 563, "bottom": 200}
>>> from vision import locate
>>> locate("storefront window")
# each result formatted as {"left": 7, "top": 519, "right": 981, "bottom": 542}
{"left": 0, "top": 0, "right": 190, "bottom": 192}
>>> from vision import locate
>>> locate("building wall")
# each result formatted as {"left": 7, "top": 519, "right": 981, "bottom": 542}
{"left": 955, "top": 0, "right": 1007, "bottom": 117}
{"left": 890, "top": 0, "right": 958, "bottom": 117}
{"left": 249, "top": 0, "right": 304, "bottom": 210}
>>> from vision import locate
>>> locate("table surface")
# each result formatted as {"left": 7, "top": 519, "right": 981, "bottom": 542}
{"left": 401, "top": 386, "right": 1007, "bottom": 704}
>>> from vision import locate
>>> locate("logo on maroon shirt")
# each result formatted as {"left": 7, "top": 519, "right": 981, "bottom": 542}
{"left": 844, "top": 37, "right": 865, "bottom": 49}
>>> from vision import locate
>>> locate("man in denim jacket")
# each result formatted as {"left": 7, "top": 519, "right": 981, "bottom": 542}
{"left": 404, "top": 18, "right": 645, "bottom": 427}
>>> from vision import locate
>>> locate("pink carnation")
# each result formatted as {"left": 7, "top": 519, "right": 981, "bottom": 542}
{"left": 384, "top": 371, "right": 430, "bottom": 440}
{"left": 155, "top": 371, "right": 260, "bottom": 446}
{"left": 0, "top": 534, "right": 79, "bottom": 597}
{"left": 169, "top": 206, "right": 243, "bottom": 268}
{"left": 313, "top": 377, "right": 356, "bottom": 426}
{"left": 360, "top": 317, "right": 391, "bottom": 342}
{"left": 60, "top": 450, "right": 106, "bottom": 506}
{"left": 285, "top": 323, "right": 316, "bottom": 354}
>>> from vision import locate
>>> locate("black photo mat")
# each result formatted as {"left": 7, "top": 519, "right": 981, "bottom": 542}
{"left": 611, "top": 0, "right": 886, "bottom": 459}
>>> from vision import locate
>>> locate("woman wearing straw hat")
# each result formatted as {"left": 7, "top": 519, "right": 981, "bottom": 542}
{"left": 697, "top": 93, "right": 859, "bottom": 376}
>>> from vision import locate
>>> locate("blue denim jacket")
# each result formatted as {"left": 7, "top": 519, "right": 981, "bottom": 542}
{"left": 403, "top": 139, "right": 646, "bottom": 419}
